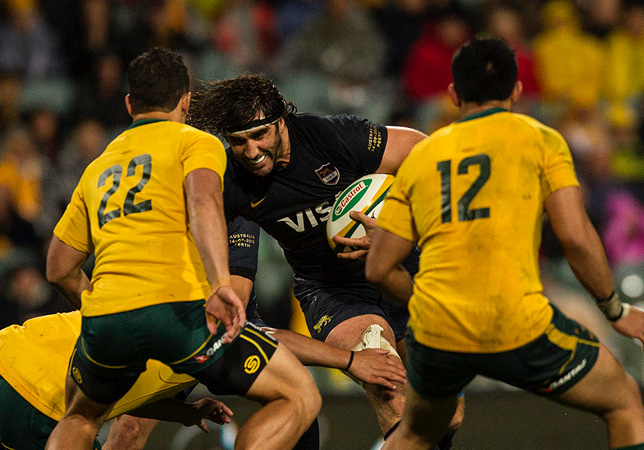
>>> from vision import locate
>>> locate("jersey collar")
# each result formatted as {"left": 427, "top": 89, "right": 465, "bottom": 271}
{"left": 457, "top": 107, "right": 507, "bottom": 123}
{"left": 127, "top": 118, "right": 168, "bottom": 130}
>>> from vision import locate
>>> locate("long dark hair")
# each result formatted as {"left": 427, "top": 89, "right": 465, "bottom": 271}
{"left": 188, "top": 73, "right": 296, "bottom": 135}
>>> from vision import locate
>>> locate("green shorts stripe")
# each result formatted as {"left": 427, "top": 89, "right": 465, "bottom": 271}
{"left": 169, "top": 333, "right": 215, "bottom": 365}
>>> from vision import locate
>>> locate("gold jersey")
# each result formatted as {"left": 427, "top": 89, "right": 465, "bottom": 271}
{"left": 378, "top": 108, "right": 579, "bottom": 353}
{"left": 0, "top": 312, "right": 196, "bottom": 421}
{"left": 53, "top": 119, "right": 227, "bottom": 316}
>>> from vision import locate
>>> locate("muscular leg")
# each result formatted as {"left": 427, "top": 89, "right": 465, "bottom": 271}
{"left": 45, "top": 372, "right": 115, "bottom": 450}
{"left": 235, "top": 345, "right": 321, "bottom": 450}
{"left": 381, "top": 384, "right": 458, "bottom": 450}
{"left": 103, "top": 416, "right": 159, "bottom": 450}
{"left": 553, "top": 344, "right": 644, "bottom": 448}
{"left": 325, "top": 314, "right": 405, "bottom": 433}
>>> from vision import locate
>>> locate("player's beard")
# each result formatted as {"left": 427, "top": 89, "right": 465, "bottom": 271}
{"left": 247, "top": 128, "right": 286, "bottom": 177}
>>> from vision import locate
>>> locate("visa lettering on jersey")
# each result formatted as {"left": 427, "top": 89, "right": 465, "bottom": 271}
{"left": 277, "top": 200, "right": 333, "bottom": 232}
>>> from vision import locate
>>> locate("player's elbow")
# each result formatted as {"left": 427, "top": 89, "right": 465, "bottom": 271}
{"left": 45, "top": 263, "right": 66, "bottom": 287}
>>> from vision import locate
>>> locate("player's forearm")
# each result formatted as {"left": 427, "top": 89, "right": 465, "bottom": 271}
{"left": 186, "top": 169, "right": 231, "bottom": 290}
{"left": 191, "top": 203, "right": 231, "bottom": 289}
{"left": 370, "top": 267, "right": 414, "bottom": 306}
{"left": 560, "top": 220, "right": 614, "bottom": 301}
{"left": 268, "top": 328, "right": 351, "bottom": 368}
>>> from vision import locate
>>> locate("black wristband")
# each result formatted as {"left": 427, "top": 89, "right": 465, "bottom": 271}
{"left": 345, "top": 351, "right": 355, "bottom": 371}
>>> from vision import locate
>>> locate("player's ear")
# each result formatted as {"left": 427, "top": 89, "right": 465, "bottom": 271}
{"left": 180, "top": 92, "right": 191, "bottom": 116}
{"left": 510, "top": 81, "right": 523, "bottom": 105}
{"left": 125, "top": 94, "right": 134, "bottom": 118}
{"left": 447, "top": 83, "right": 461, "bottom": 107}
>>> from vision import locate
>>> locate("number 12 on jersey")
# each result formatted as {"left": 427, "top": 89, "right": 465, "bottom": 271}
{"left": 437, "top": 153, "right": 490, "bottom": 224}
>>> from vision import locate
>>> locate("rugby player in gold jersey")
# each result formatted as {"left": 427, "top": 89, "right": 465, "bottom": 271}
{"left": 367, "top": 37, "right": 644, "bottom": 450}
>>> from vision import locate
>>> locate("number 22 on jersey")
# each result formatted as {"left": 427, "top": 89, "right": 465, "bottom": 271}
{"left": 437, "top": 153, "right": 490, "bottom": 224}
{"left": 97, "top": 153, "right": 153, "bottom": 228}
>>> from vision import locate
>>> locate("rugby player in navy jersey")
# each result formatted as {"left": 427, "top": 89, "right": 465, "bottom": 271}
{"left": 187, "top": 74, "right": 463, "bottom": 448}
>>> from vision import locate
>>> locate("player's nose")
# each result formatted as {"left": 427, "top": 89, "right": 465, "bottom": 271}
{"left": 244, "top": 140, "right": 261, "bottom": 158}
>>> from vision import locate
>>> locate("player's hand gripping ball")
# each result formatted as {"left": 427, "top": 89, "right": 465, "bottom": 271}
{"left": 326, "top": 174, "right": 394, "bottom": 253}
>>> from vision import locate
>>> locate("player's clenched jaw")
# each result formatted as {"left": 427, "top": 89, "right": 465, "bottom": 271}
{"left": 226, "top": 119, "right": 289, "bottom": 177}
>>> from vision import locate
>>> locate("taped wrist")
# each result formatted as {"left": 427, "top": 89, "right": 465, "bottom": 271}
{"left": 596, "top": 291, "right": 627, "bottom": 322}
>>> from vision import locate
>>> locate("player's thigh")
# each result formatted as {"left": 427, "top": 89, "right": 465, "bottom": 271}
{"left": 244, "top": 344, "right": 318, "bottom": 405}
{"left": 191, "top": 323, "right": 281, "bottom": 397}
{"left": 63, "top": 367, "right": 114, "bottom": 424}
{"left": 553, "top": 343, "right": 642, "bottom": 415}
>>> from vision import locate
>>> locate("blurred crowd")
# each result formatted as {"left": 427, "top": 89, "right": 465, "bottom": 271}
{"left": 0, "top": 0, "right": 643, "bottom": 338}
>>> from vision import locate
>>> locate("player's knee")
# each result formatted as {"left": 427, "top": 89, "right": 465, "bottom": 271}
{"left": 620, "top": 374, "right": 644, "bottom": 410}
{"left": 292, "top": 370, "right": 322, "bottom": 423}
{"left": 108, "top": 416, "right": 150, "bottom": 443}
{"left": 352, "top": 324, "right": 401, "bottom": 358}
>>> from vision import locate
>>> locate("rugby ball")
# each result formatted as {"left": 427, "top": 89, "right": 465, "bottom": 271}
{"left": 326, "top": 174, "right": 395, "bottom": 253}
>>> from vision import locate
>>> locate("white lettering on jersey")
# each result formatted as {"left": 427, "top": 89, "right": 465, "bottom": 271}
{"left": 277, "top": 200, "right": 333, "bottom": 232}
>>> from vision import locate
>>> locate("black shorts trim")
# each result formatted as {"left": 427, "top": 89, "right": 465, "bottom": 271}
{"left": 194, "top": 322, "right": 278, "bottom": 396}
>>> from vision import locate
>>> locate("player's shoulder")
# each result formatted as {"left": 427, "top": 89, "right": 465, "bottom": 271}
{"left": 507, "top": 112, "right": 566, "bottom": 147}
{"left": 287, "top": 112, "right": 376, "bottom": 135}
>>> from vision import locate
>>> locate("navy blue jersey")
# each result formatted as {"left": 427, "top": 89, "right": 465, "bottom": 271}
{"left": 224, "top": 113, "right": 388, "bottom": 283}
{"left": 227, "top": 216, "right": 260, "bottom": 317}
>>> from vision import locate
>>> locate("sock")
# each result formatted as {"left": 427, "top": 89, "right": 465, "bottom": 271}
{"left": 383, "top": 420, "right": 401, "bottom": 440}
{"left": 293, "top": 417, "right": 320, "bottom": 450}
{"left": 615, "top": 444, "right": 644, "bottom": 450}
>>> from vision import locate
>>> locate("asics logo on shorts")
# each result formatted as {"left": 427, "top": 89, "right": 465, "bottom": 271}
{"left": 549, "top": 358, "right": 587, "bottom": 390}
